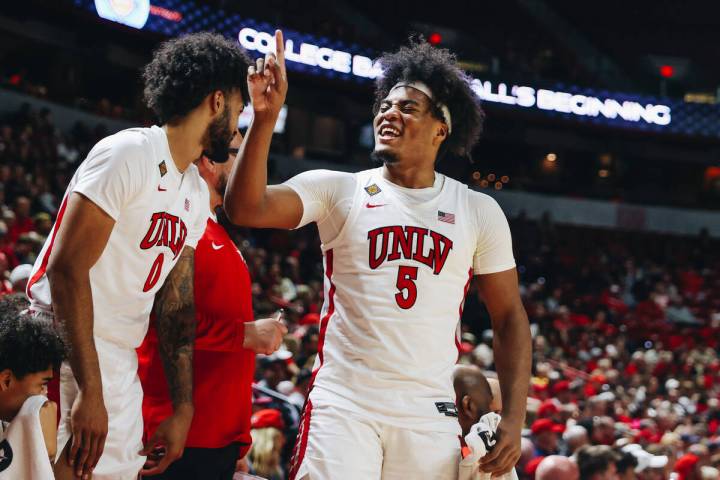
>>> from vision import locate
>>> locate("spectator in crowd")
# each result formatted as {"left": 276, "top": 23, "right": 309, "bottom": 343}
{"left": 247, "top": 409, "right": 286, "bottom": 480}
{"left": 535, "top": 455, "right": 579, "bottom": 480}
{"left": 615, "top": 450, "right": 638, "bottom": 480}
{"left": 563, "top": 425, "right": 589, "bottom": 455}
{"left": 576, "top": 445, "right": 619, "bottom": 479}
{"left": 531, "top": 419, "right": 562, "bottom": 457}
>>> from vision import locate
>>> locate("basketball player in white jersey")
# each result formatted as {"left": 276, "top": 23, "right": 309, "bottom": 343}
{"left": 26, "top": 33, "right": 251, "bottom": 479}
{"left": 225, "top": 32, "right": 531, "bottom": 479}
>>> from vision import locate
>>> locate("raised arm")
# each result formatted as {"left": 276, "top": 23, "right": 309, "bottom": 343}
{"left": 140, "top": 246, "right": 196, "bottom": 475}
{"left": 476, "top": 268, "right": 531, "bottom": 476}
{"left": 47, "top": 192, "right": 113, "bottom": 479}
{"left": 224, "top": 29, "right": 303, "bottom": 229}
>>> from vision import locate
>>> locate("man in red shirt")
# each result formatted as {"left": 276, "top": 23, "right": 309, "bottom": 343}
{"left": 137, "top": 131, "right": 287, "bottom": 479}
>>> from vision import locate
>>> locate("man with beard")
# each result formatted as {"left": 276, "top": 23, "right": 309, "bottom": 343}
{"left": 225, "top": 33, "right": 530, "bottom": 479}
{"left": 137, "top": 131, "right": 287, "bottom": 479}
{"left": 26, "top": 33, "right": 250, "bottom": 479}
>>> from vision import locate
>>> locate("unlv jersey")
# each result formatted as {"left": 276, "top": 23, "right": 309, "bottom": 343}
{"left": 285, "top": 168, "right": 515, "bottom": 434}
{"left": 27, "top": 126, "right": 208, "bottom": 349}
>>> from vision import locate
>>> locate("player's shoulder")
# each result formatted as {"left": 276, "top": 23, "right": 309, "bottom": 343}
{"left": 287, "top": 168, "right": 358, "bottom": 194}
{"left": 94, "top": 126, "right": 155, "bottom": 155}
{"left": 466, "top": 188, "right": 501, "bottom": 208}
{"left": 466, "top": 189, "right": 508, "bottom": 226}
{"left": 296, "top": 168, "right": 357, "bottom": 182}
{"left": 85, "top": 127, "right": 159, "bottom": 173}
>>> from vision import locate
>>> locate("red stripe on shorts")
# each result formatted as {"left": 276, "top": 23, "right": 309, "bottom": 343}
{"left": 288, "top": 399, "right": 314, "bottom": 480}
{"left": 289, "top": 249, "right": 335, "bottom": 479}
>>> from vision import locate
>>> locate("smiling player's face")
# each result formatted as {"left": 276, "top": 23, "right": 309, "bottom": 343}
{"left": 372, "top": 87, "right": 445, "bottom": 165}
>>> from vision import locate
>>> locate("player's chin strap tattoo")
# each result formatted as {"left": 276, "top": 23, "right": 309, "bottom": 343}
{"left": 153, "top": 246, "right": 196, "bottom": 409}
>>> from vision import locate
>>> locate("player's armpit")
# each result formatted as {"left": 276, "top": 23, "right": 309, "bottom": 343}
{"left": 153, "top": 246, "right": 196, "bottom": 409}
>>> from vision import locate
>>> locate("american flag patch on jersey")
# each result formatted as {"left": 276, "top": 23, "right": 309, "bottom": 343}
{"left": 438, "top": 211, "right": 455, "bottom": 224}
{"left": 185, "top": 198, "right": 190, "bottom": 211}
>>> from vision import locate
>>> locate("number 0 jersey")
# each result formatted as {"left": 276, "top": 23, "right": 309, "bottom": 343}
{"left": 285, "top": 167, "right": 515, "bottom": 433}
{"left": 27, "top": 126, "right": 209, "bottom": 349}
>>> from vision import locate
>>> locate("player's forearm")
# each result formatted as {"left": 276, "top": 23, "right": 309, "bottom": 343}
{"left": 224, "top": 112, "right": 277, "bottom": 225}
{"left": 153, "top": 248, "right": 196, "bottom": 410}
{"left": 492, "top": 305, "right": 531, "bottom": 424}
{"left": 157, "top": 309, "right": 195, "bottom": 410}
{"left": 47, "top": 268, "right": 102, "bottom": 393}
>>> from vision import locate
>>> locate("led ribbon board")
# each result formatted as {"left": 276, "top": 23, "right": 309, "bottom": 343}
{"left": 75, "top": 0, "right": 720, "bottom": 138}
{"left": 75, "top": 0, "right": 381, "bottom": 82}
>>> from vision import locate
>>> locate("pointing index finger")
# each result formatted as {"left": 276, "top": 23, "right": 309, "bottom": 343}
{"left": 274, "top": 29, "right": 286, "bottom": 78}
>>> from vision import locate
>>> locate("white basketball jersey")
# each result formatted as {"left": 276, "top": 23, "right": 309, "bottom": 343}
{"left": 27, "top": 126, "right": 209, "bottom": 349}
{"left": 0, "top": 395, "right": 54, "bottom": 479}
{"left": 296, "top": 168, "right": 515, "bottom": 434}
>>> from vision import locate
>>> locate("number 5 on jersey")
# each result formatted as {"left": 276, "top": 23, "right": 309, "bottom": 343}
{"left": 395, "top": 266, "right": 418, "bottom": 309}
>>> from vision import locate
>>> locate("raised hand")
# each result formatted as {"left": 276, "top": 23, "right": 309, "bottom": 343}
{"left": 247, "top": 29, "right": 288, "bottom": 117}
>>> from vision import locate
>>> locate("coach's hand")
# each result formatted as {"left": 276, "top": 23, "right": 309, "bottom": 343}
{"left": 140, "top": 405, "right": 193, "bottom": 476}
{"left": 247, "top": 29, "right": 287, "bottom": 118}
{"left": 478, "top": 417, "right": 522, "bottom": 476}
{"left": 69, "top": 389, "right": 108, "bottom": 479}
{"left": 243, "top": 316, "right": 288, "bottom": 355}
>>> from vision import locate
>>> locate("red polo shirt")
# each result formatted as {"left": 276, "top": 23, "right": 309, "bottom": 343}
{"left": 137, "top": 216, "right": 255, "bottom": 451}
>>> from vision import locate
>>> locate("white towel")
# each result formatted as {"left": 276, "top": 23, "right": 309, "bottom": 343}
{"left": 458, "top": 413, "right": 519, "bottom": 480}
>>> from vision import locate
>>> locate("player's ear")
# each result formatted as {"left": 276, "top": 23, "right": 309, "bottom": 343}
{"left": 210, "top": 90, "right": 225, "bottom": 116}
{"left": 433, "top": 123, "right": 448, "bottom": 146}
{"left": 462, "top": 394, "right": 476, "bottom": 418}
{"left": 0, "top": 369, "right": 12, "bottom": 391}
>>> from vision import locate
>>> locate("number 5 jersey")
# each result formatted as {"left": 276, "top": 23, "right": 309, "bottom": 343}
{"left": 284, "top": 167, "right": 515, "bottom": 434}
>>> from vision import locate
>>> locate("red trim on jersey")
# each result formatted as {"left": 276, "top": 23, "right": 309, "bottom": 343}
{"left": 288, "top": 398, "right": 314, "bottom": 480}
{"left": 313, "top": 249, "right": 335, "bottom": 380}
{"left": 456, "top": 268, "right": 474, "bottom": 360}
{"left": 289, "top": 250, "right": 335, "bottom": 479}
{"left": 26, "top": 193, "right": 70, "bottom": 300}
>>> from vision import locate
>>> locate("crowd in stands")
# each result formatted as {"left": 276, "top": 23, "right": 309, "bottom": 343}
{"left": 3, "top": 105, "right": 720, "bottom": 480}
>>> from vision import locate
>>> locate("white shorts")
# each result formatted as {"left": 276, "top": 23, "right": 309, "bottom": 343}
{"left": 57, "top": 337, "right": 145, "bottom": 480}
{"left": 289, "top": 401, "right": 459, "bottom": 480}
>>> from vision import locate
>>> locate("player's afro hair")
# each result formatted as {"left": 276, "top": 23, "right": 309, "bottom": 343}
{"left": 0, "top": 301, "right": 65, "bottom": 379}
{"left": 143, "top": 32, "right": 251, "bottom": 124}
{"left": 373, "top": 38, "right": 485, "bottom": 160}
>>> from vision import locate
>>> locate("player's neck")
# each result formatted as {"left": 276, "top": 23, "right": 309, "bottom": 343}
{"left": 162, "top": 123, "right": 204, "bottom": 174}
{"left": 382, "top": 162, "right": 436, "bottom": 189}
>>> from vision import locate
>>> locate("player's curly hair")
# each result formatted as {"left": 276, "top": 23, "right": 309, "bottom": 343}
{"left": 373, "top": 37, "right": 485, "bottom": 160}
{"left": 0, "top": 301, "right": 65, "bottom": 378}
{"left": 143, "top": 32, "right": 251, "bottom": 124}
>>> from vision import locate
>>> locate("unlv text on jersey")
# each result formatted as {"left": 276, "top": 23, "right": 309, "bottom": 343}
{"left": 367, "top": 225, "right": 453, "bottom": 275}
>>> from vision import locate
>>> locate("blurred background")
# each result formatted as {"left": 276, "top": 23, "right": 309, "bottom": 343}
{"left": 2, "top": 1, "right": 720, "bottom": 478}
